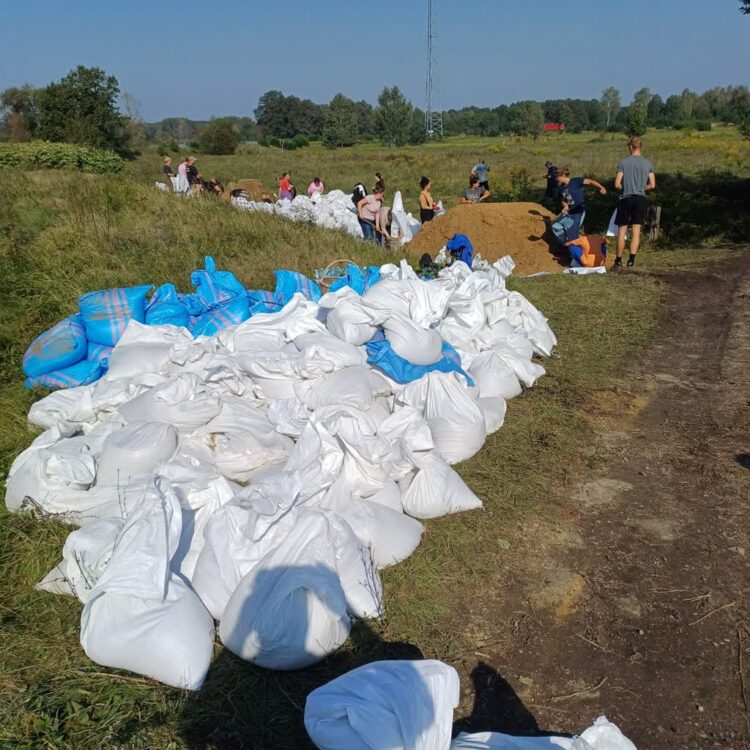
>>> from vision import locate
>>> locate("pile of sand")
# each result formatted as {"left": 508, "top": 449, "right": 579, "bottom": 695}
{"left": 407, "top": 202, "right": 567, "bottom": 276}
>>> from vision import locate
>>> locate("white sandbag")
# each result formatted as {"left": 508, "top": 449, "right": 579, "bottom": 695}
{"left": 295, "top": 366, "right": 390, "bottom": 412}
{"left": 383, "top": 314, "right": 443, "bottom": 366}
{"left": 399, "top": 372, "right": 486, "bottom": 464}
{"left": 36, "top": 517, "right": 124, "bottom": 602}
{"left": 450, "top": 715, "right": 637, "bottom": 750}
{"left": 267, "top": 397, "right": 311, "bottom": 438}
{"left": 96, "top": 422, "right": 178, "bottom": 487}
{"left": 190, "top": 397, "right": 294, "bottom": 482}
{"left": 28, "top": 386, "right": 97, "bottom": 429}
{"left": 401, "top": 450, "right": 482, "bottom": 519}
{"left": 118, "top": 374, "right": 222, "bottom": 430}
{"left": 294, "top": 331, "right": 367, "bottom": 375}
{"left": 304, "top": 659, "right": 460, "bottom": 750}
{"left": 324, "top": 292, "right": 380, "bottom": 346}
{"left": 363, "top": 479, "right": 403, "bottom": 512}
{"left": 284, "top": 418, "right": 345, "bottom": 502}
{"left": 321, "top": 481, "right": 423, "bottom": 568}
{"left": 159, "top": 454, "right": 238, "bottom": 581}
{"left": 479, "top": 396, "right": 507, "bottom": 434}
{"left": 469, "top": 352, "right": 522, "bottom": 400}
{"left": 80, "top": 476, "right": 214, "bottom": 690}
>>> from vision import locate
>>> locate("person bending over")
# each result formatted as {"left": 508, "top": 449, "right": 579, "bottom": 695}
{"left": 357, "top": 186, "right": 384, "bottom": 241}
{"left": 551, "top": 168, "right": 607, "bottom": 244}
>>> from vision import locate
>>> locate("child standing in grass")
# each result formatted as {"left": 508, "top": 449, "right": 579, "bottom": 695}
{"left": 613, "top": 136, "right": 656, "bottom": 270}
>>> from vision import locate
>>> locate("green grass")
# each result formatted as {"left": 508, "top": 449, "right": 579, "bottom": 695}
{"left": 0, "top": 166, "right": 676, "bottom": 748}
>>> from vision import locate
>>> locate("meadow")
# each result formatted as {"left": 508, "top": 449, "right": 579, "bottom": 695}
{"left": 0, "top": 126, "right": 747, "bottom": 747}
{"left": 131, "top": 127, "right": 750, "bottom": 245}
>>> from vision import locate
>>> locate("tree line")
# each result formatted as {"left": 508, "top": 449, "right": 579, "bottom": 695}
{"left": 2, "top": 65, "right": 749, "bottom": 157}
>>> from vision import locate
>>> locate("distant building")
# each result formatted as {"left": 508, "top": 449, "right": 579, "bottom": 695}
{"left": 543, "top": 123, "right": 566, "bottom": 132}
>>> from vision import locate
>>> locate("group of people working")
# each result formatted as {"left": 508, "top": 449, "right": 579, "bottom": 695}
{"left": 277, "top": 172, "right": 327, "bottom": 200}
{"left": 162, "top": 156, "right": 224, "bottom": 197}
{"left": 547, "top": 136, "right": 655, "bottom": 269}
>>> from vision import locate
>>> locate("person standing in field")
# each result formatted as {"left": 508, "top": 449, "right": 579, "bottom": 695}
{"left": 176, "top": 157, "right": 190, "bottom": 194}
{"left": 471, "top": 160, "right": 491, "bottom": 192}
{"left": 187, "top": 156, "right": 201, "bottom": 196}
{"left": 162, "top": 157, "right": 174, "bottom": 192}
{"left": 374, "top": 172, "right": 385, "bottom": 192}
{"left": 613, "top": 136, "right": 656, "bottom": 270}
{"left": 551, "top": 169, "right": 607, "bottom": 244}
{"left": 278, "top": 171, "right": 294, "bottom": 200}
{"left": 419, "top": 176, "right": 436, "bottom": 223}
{"left": 544, "top": 160, "right": 558, "bottom": 202}
{"left": 357, "top": 185, "right": 384, "bottom": 241}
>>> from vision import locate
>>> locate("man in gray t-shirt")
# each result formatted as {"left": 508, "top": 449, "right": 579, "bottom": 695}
{"left": 613, "top": 136, "right": 656, "bottom": 269}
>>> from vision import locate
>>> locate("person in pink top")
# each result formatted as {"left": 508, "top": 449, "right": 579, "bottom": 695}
{"left": 176, "top": 157, "right": 189, "bottom": 194}
{"left": 307, "top": 177, "right": 325, "bottom": 197}
{"left": 357, "top": 186, "right": 384, "bottom": 241}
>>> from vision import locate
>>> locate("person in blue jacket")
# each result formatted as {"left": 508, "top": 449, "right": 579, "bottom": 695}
{"left": 550, "top": 168, "right": 607, "bottom": 244}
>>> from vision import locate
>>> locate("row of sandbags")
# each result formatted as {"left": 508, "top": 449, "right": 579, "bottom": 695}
{"left": 305, "top": 660, "right": 637, "bottom": 750}
{"left": 7, "top": 256, "right": 556, "bottom": 690}
{"left": 232, "top": 189, "right": 423, "bottom": 244}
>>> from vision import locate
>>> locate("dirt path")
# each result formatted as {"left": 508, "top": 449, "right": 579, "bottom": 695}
{"left": 454, "top": 252, "right": 750, "bottom": 748}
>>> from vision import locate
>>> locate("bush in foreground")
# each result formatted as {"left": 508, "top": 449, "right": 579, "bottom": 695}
{"left": 0, "top": 141, "right": 123, "bottom": 174}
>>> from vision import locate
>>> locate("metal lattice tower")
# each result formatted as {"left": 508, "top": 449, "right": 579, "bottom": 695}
{"left": 425, "top": 0, "right": 443, "bottom": 138}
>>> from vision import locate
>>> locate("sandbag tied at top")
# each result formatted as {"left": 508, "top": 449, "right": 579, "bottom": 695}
{"left": 23, "top": 313, "right": 88, "bottom": 378}
{"left": 145, "top": 283, "right": 190, "bottom": 328}
{"left": 304, "top": 659, "right": 460, "bottom": 750}
{"left": 78, "top": 284, "right": 153, "bottom": 347}
{"left": 186, "top": 255, "right": 247, "bottom": 314}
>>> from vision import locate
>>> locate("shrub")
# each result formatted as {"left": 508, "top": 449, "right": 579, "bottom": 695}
{"left": 197, "top": 119, "right": 239, "bottom": 155}
{"left": 0, "top": 141, "right": 123, "bottom": 174}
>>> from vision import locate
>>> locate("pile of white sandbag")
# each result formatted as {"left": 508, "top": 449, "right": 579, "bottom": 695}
{"left": 232, "top": 189, "right": 422, "bottom": 245}
{"left": 6, "top": 256, "right": 556, "bottom": 690}
{"left": 305, "top": 659, "right": 637, "bottom": 750}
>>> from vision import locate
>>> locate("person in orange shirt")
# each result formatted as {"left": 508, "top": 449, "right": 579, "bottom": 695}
{"left": 566, "top": 234, "right": 608, "bottom": 268}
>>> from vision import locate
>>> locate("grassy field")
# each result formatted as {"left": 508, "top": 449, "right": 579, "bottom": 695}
{"left": 0, "top": 147, "right": 743, "bottom": 748}
{"left": 129, "top": 127, "right": 750, "bottom": 245}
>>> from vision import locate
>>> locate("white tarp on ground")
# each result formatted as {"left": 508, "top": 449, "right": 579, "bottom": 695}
{"left": 7, "top": 256, "right": 557, "bottom": 689}
{"left": 232, "top": 189, "right": 422, "bottom": 245}
{"left": 305, "top": 659, "right": 637, "bottom": 750}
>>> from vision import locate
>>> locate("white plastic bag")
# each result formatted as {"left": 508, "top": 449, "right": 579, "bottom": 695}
{"left": 305, "top": 659, "right": 460, "bottom": 750}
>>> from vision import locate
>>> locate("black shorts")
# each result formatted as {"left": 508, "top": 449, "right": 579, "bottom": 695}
{"left": 479, "top": 180, "right": 490, "bottom": 192}
{"left": 616, "top": 195, "right": 648, "bottom": 226}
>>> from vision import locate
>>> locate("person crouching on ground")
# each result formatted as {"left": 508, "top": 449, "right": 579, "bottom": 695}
{"left": 357, "top": 186, "right": 384, "bottom": 241}
{"left": 566, "top": 234, "right": 608, "bottom": 268}
{"left": 460, "top": 175, "right": 490, "bottom": 204}
{"left": 613, "top": 136, "right": 656, "bottom": 270}
{"left": 551, "top": 168, "right": 607, "bottom": 244}
{"left": 419, "top": 176, "right": 437, "bottom": 223}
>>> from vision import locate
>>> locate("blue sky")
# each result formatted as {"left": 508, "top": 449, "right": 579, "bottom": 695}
{"left": 1, "top": 1, "right": 748, "bottom": 121}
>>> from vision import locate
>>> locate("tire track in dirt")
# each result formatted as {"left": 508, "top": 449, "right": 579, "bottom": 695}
{"left": 454, "top": 251, "right": 750, "bottom": 748}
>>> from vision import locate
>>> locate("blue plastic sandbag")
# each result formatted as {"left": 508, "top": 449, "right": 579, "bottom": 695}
{"left": 273, "top": 270, "right": 321, "bottom": 305}
{"left": 186, "top": 256, "right": 247, "bottom": 315}
{"left": 78, "top": 284, "right": 153, "bottom": 347}
{"left": 87, "top": 341, "right": 113, "bottom": 363}
{"left": 446, "top": 234, "right": 474, "bottom": 268}
{"left": 328, "top": 263, "right": 381, "bottom": 295}
{"left": 247, "top": 289, "right": 281, "bottom": 316}
{"left": 189, "top": 294, "right": 251, "bottom": 337}
{"left": 366, "top": 332, "right": 474, "bottom": 385}
{"left": 25, "top": 358, "right": 108, "bottom": 390}
{"left": 23, "top": 313, "right": 88, "bottom": 378}
{"left": 145, "top": 283, "right": 190, "bottom": 328}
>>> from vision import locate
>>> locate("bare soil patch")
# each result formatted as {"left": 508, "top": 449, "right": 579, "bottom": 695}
{"left": 452, "top": 252, "right": 750, "bottom": 748}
